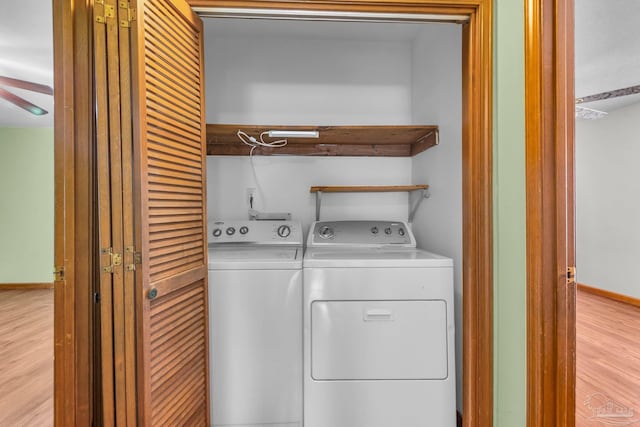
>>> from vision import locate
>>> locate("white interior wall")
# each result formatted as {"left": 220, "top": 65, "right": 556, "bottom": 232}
{"left": 204, "top": 26, "right": 413, "bottom": 125}
{"left": 207, "top": 156, "right": 412, "bottom": 232}
{"left": 576, "top": 101, "right": 640, "bottom": 299}
{"left": 410, "top": 24, "right": 463, "bottom": 410}
{"left": 204, "top": 22, "right": 414, "bottom": 230}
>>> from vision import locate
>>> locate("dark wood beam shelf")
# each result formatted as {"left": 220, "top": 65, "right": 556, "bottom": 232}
{"left": 206, "top": 124, "right": 439, "bottom": 157}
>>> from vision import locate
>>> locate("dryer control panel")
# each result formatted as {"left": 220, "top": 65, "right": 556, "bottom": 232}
{"left": 209, "top": 220, "right": 303, "bottom": 245}
{"left": 307, "top": 220, "right": 416, "bottom": 247}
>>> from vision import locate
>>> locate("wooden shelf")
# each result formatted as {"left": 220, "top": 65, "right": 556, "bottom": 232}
{"left": 206, "top": 124, "right": 439, "bottom": 157}
{"left": 310, "top": 185, "right": 429, "bottom": 193}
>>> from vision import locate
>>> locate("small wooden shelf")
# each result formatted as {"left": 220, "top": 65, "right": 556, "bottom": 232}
{"left": 310, "top": 185, "right": 429, "bottom": 193}
{"left": 309, "top": 185, "right": 430, "bottom": 221}
{"left": 206, "top": 124, "right": 439, "bottom": 157}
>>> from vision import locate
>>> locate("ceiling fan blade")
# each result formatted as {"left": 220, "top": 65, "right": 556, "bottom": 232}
{"left": 0, "top": 87, "right": 48, "bottom": 115}
{"left": 576, "top": 84, "right": 640, "bottom": 104}
{"left": 0, "top": 75, "right": 54, "bottom": 96}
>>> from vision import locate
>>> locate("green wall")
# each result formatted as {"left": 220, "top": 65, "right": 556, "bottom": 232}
{"left": 0, "top": 127, "right": 54, "bottom": 283}
{"left": 494, "top": 1, "right": 527, "bottom": 426}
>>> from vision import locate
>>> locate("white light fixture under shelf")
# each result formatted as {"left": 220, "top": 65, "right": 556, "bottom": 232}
{"left": 268, "top": 130, "right": 319, "bottom": 138}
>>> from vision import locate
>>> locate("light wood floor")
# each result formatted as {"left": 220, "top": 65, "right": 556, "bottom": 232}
{"left": 2, "top": 287, "right": 638, "bottom": 427}
{"left": 576, "top": 289, "right": 640, "bottom": 426}
{"left": 0, "top": 289, "right": 53, "bottom": 427}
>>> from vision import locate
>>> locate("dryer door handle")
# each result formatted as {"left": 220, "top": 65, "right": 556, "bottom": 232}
{"left": 363, "top": 309, "right": 394, "bottom": 321}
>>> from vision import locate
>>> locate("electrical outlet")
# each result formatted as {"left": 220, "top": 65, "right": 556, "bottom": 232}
{"left": 246, "top": 188, "right": 256, "bottom": 208}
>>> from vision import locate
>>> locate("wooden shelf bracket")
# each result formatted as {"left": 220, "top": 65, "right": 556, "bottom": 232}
{"left": 315, "top": 189, "right": 324, "bottom": 221}
{"left": 408, "top": 187, "right": 431, "bottom": 222}
{"left": 309, "top": 185, "right": 430, "bottom": 221}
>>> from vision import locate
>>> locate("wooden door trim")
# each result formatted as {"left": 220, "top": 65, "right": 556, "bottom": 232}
{"left": 189, "top": 1, "right": 493, "bottom": 426}
{"left": 577, "top": 283, "right": 640, "bottom": 309}
{"left": 524, "top": 0, "right": 576, "bottom": 426}
{"left": 53, "top": 0, "right": 96, "bottom": 425}
{"left": 0, "top": 283, "right": 54, "bottom": 290}
{"left": 94, "top": 0, "right": 117, "bottom": 422}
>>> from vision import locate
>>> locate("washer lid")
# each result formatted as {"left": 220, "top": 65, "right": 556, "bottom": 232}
{"left": 209, "top": 246, "right": 302, "bottom": 270}
{"left": 303, "top": 248, "right": 452, "bottom": 268}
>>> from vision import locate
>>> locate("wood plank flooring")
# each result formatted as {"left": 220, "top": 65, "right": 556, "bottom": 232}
{"left": 576, "top": 289, "right": 640, "bottom": 426}
{"left": 2, "top": 285, "right": 638, "bottom": 427}
{"left": 0, "top": 289, "right": 53, "bottom": 427}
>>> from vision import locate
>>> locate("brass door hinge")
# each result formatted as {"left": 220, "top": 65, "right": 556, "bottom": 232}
{"left": 53, "top": 266, "right": 65, "bottom": 281}
{"left": 567, "top": 266, "right": 576, "bottom": 285}
{"left": 125, "top": 246, "right": 142, "bottom": 271}
{"left": 95, "top": 3, "right": 115, "bottom": 24}
{"left": 102, "top": 247, "right": 123, "bottom": 273}
{"left": 119, "top": 1, "right": 136, "bottom": 27}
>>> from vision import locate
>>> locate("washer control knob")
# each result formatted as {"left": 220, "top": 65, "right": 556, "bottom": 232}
{"left": 239, "top": 226, "right": 249, "bottom": 235}
{"left": 226, "top": 227, "right": 236, "bottom": 236}
{"left": 212, "top": 228, "right": 222, "bottom": 237}
{"left": 384, "top": 227, "right": 392, "bottom": 235}
{"left": 398, "top": 228, "right": 406, "bottom": 236}
{"left": 277, "top": 225, "right": 291, "bottom": 238}
{"left": 371, "top": 226, "right": 379, "bottom": 234}
{"left": 318, "top": 226, "right": 334, "bottom": 239}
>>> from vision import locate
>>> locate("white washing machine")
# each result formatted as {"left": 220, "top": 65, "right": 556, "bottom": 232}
{"left": 208, "top": 220, "right": 303, "bottom": 427}
{"left": 303, "top": 220, "right": 456, "bottom": 427}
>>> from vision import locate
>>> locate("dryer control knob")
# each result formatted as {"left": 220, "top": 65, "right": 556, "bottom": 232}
{"left": 212, "top": 228, "right": 222, "bottom": 237}
{"left": 398, "top": 228, "right": 406, "bottom": 236}
{"left": 226, "top": 227, "right": 236, "bottom": 236}
{"left": 318, "top": 226, "right": 334, "bottom": 239}
{"left": 277, "top": 225, "right": 291, "bottom": 238}
{"left": 384, "top": 227, "right": 392, "bottom": 235}
{"left": 239, "top": 226, "right": 249, "bottom": 235}
{"left": 371, "top": 226, "right": 379, "bottom": 234}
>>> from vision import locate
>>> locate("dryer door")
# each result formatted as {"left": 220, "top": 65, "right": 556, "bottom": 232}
{"left": 311, "top": 300, "right": 448, "bottom": 380}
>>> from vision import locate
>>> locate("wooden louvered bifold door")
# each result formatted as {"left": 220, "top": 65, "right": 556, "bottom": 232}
{"left": 93, "top": 0, "right": 136, "bottom": 424}
{"left": 128, "top": 0, "right": 209, "bottom": 425}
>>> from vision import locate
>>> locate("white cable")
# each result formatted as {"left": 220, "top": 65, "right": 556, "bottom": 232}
{"left": 237, "top": 130, "right": 288, "bottom": 150}
{"left": 259, "top": 131, "right": 287, "bottom": 147}
{"left": 237, "top": 130, "right": 289, "bottom": 215}
{"left": 237, "top": 129, "right": 288, "bottom": 185}
{"left": 249, "top": 145, "right": 260, "bottom": 195}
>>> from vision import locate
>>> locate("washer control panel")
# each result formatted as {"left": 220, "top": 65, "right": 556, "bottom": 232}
{"left": 308, "top": 220, "right": 415, "bottom": 247}
{"left": 209, "top": 220, "right": 302, "bottom": 245}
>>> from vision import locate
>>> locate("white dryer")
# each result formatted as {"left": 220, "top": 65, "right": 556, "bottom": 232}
{"left": 208, "top": 220, "right": 303, "bottom": 427}
{"left": 303, "top": 220, "right": 455, "bottom": 427}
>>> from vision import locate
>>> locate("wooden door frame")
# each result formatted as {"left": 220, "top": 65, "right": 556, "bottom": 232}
{"left": 525, "top": 0, "right": 576, "bottom": 426}
{"left": 54, "top": 0, "right": 493, "bottom": 425}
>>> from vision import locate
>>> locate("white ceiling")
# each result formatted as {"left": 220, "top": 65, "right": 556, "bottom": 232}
{"left": 575, "top": 0, "right": 640, "bottom": 112}
{"left": 0, "top": 2, "right": 637, "bottom": 127}
{"left": 0, "top": 0, "right": 53, "bottom": 127}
